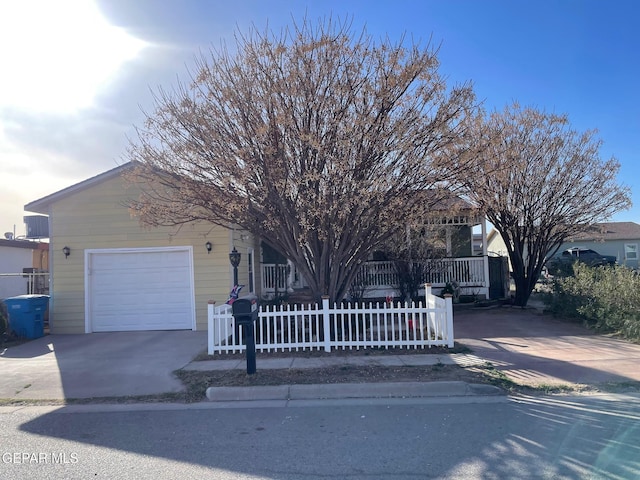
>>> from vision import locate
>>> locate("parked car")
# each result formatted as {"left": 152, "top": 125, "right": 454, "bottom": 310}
{"left": 546, "top": 247, "right": 617, "bottom": 276}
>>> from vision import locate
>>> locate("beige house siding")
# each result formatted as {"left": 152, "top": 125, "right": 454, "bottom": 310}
{"left": 486, "top": 229, "right": 512, "bottom": 271}
{"left": 45, "top": 175, "right": 235, "bottom": 334}
{"left": 486, "top": 229, "right": 508, "bottom": 257}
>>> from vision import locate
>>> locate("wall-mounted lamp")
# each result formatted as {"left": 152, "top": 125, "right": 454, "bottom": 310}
{"left": 205, "top": 241, "right": 212, "bottom": 254}
{"left": 62, "top": 246, "right": 70, "bottom": 258}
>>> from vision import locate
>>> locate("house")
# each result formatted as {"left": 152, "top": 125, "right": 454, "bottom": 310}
{"left": 25, "top": 163, "right": 507, "bottom": 334}
{"left": 24, "top": 163, "right": 260, "bottom": 334}
{"left": 0, "top": 236, "right": 48, "bottom": 299}
{"left": 558, "top": 222, "right": 640, "bottom": 269}
{"left": 486, "top": 222, "right": 640, "bottom": 273}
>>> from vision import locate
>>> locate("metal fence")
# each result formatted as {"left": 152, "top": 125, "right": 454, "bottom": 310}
{"left": 0, "top": 272, "right": 50, "bottom": 299}
{"left": 208, "top": 285, "right": 454, "bottom": 354}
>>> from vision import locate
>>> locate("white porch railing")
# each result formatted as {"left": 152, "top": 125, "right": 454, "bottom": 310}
{"left": 208, "top": 285, "right": 454, "bottom": 354}
{"left": 261, "top": 264, "right": 289, "bottom": 292}
{"left": 261, "top": 257, "right": 488, "bottom": 298}
{"left": 349, "top": 258, "right": 487, "bottom": 288}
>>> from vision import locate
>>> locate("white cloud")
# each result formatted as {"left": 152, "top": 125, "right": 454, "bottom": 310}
{"left": 0, "top": 0, "right": 146, "bottom": 113}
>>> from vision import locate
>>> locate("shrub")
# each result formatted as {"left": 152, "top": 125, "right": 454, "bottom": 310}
{"left": 545, "top": 263, "right": 640, "bottom": 340}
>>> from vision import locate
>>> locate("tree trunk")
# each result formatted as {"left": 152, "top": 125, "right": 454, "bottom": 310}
{"left": 512, "top": 266, "right": 535, "bottom": 307}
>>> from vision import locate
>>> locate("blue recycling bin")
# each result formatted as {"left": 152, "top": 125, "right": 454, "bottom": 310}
{"left": 4, "top": 295, "right": 49, "bottom": 339}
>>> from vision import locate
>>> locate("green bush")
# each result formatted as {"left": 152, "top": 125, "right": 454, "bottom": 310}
{"left": 545, "top": 263, "right": 640, "bottom": 340}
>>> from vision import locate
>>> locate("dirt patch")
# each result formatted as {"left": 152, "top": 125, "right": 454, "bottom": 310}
{"left": 175, "top": 363, "right": 499, "bottom": 402}
{"left": 192, "top": 343, "right": 472, "bottom": 362}
{"left": 178, "top": 363, "right": 486, "bottom": 388}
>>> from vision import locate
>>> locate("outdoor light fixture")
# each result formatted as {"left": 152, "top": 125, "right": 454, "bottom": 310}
{"left": 228, "top": 247, "right": 241, "bottom": 267}
{"left": 205, "top": 241, "right": 212, "bottom": 254}
{"left": 229, "top": 247, "right": 241, "bottom": 285}
{"left": 62, "top": 246, "right": 70, "bottom": 258}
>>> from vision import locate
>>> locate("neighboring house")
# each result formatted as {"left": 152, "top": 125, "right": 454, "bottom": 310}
{"left": 0, "top": 237, "right": 48, "bottom": 299}
{"left": 486, "top": 228, "right": 508, "bottom": 259}
{"left": 487, "top": 222, "right": 640, "bottom": 273}
{"left": 558, "top": 222, "right": 640, "bottom": 270}
{"left": 24, "top": 163, "right": 259, "bottom": 334}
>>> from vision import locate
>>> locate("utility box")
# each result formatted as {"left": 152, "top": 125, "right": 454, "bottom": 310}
{"left": 4, "top": 294, "right": 49, "bottom": 339}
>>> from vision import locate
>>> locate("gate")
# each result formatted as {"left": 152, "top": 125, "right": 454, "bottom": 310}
{"left": 488, "top": 256, "right": 507, "bottom": 299}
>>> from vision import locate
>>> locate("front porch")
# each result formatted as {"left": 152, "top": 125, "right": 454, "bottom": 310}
{"left": 258, "top": 212, "right": 509, "bottom": 302}
{"left": 261, "top": 255, "right": 504, "bottom": 301}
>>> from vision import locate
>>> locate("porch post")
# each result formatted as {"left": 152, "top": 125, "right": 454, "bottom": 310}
{"left": 207, "top": 300, "right": 215, "bottom": 355}
{"left": 287, "top": 259, "right": 295, "bottom": 293}
{"left": 424, "top": 283, "right": 432, "bottom": 302}
{"left": 481, "top": 217, "right": 488, "bottom": 256}
{"left": 481, "top": 217, "right": 490, "bottom": 299}
{"left": 444, "top": 294, "right": 454, "bottom": 348}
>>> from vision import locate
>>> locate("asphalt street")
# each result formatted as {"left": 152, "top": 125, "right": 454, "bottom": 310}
{"left": 1, "top": 393, "right": 639, "bottom": 479}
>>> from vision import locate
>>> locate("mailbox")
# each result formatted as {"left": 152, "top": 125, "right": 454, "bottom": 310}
{"left": 231, "top": 297, "right": 258, "bottom": 374}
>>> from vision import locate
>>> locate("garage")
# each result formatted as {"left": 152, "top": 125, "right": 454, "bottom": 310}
{"left": 85, "top": 247, "right": 195, "bottom": 332}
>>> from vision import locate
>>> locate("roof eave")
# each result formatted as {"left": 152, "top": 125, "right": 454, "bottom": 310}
{"left": 24, "top": 162, "right": 135, "bottom": 214}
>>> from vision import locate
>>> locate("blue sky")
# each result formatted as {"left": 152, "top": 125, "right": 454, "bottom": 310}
{"left": 1, "top": 0, "right": 638, "bottom": 237}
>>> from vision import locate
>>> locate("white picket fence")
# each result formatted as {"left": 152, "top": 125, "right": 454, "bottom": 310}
{"left": 208, "top": 285, "right": 454, "bottom": 354}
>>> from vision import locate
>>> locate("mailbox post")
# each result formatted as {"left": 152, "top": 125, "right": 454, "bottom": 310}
{"left": 231, "top": 298, "right": 258, "bottom": 374}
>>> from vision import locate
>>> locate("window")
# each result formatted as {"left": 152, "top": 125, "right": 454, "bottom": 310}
{"left": 624, "top": 244, "right": 638, "bottom": 261}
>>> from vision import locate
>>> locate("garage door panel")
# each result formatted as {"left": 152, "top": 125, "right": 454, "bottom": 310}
{"left": 87, "top": 248, "right": 195, "bottom": 332}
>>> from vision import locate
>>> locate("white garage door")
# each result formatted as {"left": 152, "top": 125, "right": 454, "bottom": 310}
{"left": 86, "top": 247, "right": 195, "bottom": 332}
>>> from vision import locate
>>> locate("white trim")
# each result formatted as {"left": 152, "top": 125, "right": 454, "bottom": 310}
{"left": 84, "top": 246, "right": 196, "bottom": 333}
{"left": 247, "top": 247, "right": 255, "bottom": 293}
{"left": 228, "top": 227, "right": 234, "bottom": 288}
{"left": 47, "top": 207, "right": 54, "bottom": 331}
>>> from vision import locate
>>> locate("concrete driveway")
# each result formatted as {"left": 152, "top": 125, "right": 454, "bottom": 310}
{"left": 2, "top": 307, "right": 639, "bottom": 401}
{"left": 0, "top": 331, "right": 207, "bottom": 400}
{"left": 454, "top": 306, "right": 640, "bottom": 387}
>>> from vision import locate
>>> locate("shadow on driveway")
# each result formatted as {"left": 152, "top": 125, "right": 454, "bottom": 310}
{"left": 0, "top": 331, "right": 207, "bottom": 399}
{"left": 454, "top": 307, "right": 640, "bottom": 386}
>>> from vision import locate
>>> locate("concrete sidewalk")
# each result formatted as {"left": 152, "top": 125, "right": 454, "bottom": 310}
{"left": 2, "top": 304, "right": 640, "bottom": 403}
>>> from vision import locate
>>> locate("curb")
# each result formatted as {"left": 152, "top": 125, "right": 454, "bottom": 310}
{"left": 205, "top": 381, "right": 504, "bottom": 402}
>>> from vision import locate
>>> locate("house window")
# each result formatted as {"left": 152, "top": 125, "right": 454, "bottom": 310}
{"left": 247, "top": 248, "right": 255, "bottom": 293}
{"left": 624, "top": 244, "right": 638, "bottom": 261}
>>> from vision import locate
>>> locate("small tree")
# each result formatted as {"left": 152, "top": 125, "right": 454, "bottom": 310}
{"left": 462, "top": 103, "right": 631, "bottom": 307}
{"left": 126, "top": 17, "right": 479, "bottom": 302}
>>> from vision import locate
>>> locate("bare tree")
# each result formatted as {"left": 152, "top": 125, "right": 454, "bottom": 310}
{"left": 126, "top": 17, "right": 479, "bottom": 302}
{"left": 462, "top": 103, "right": 631, "bottom": 307}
